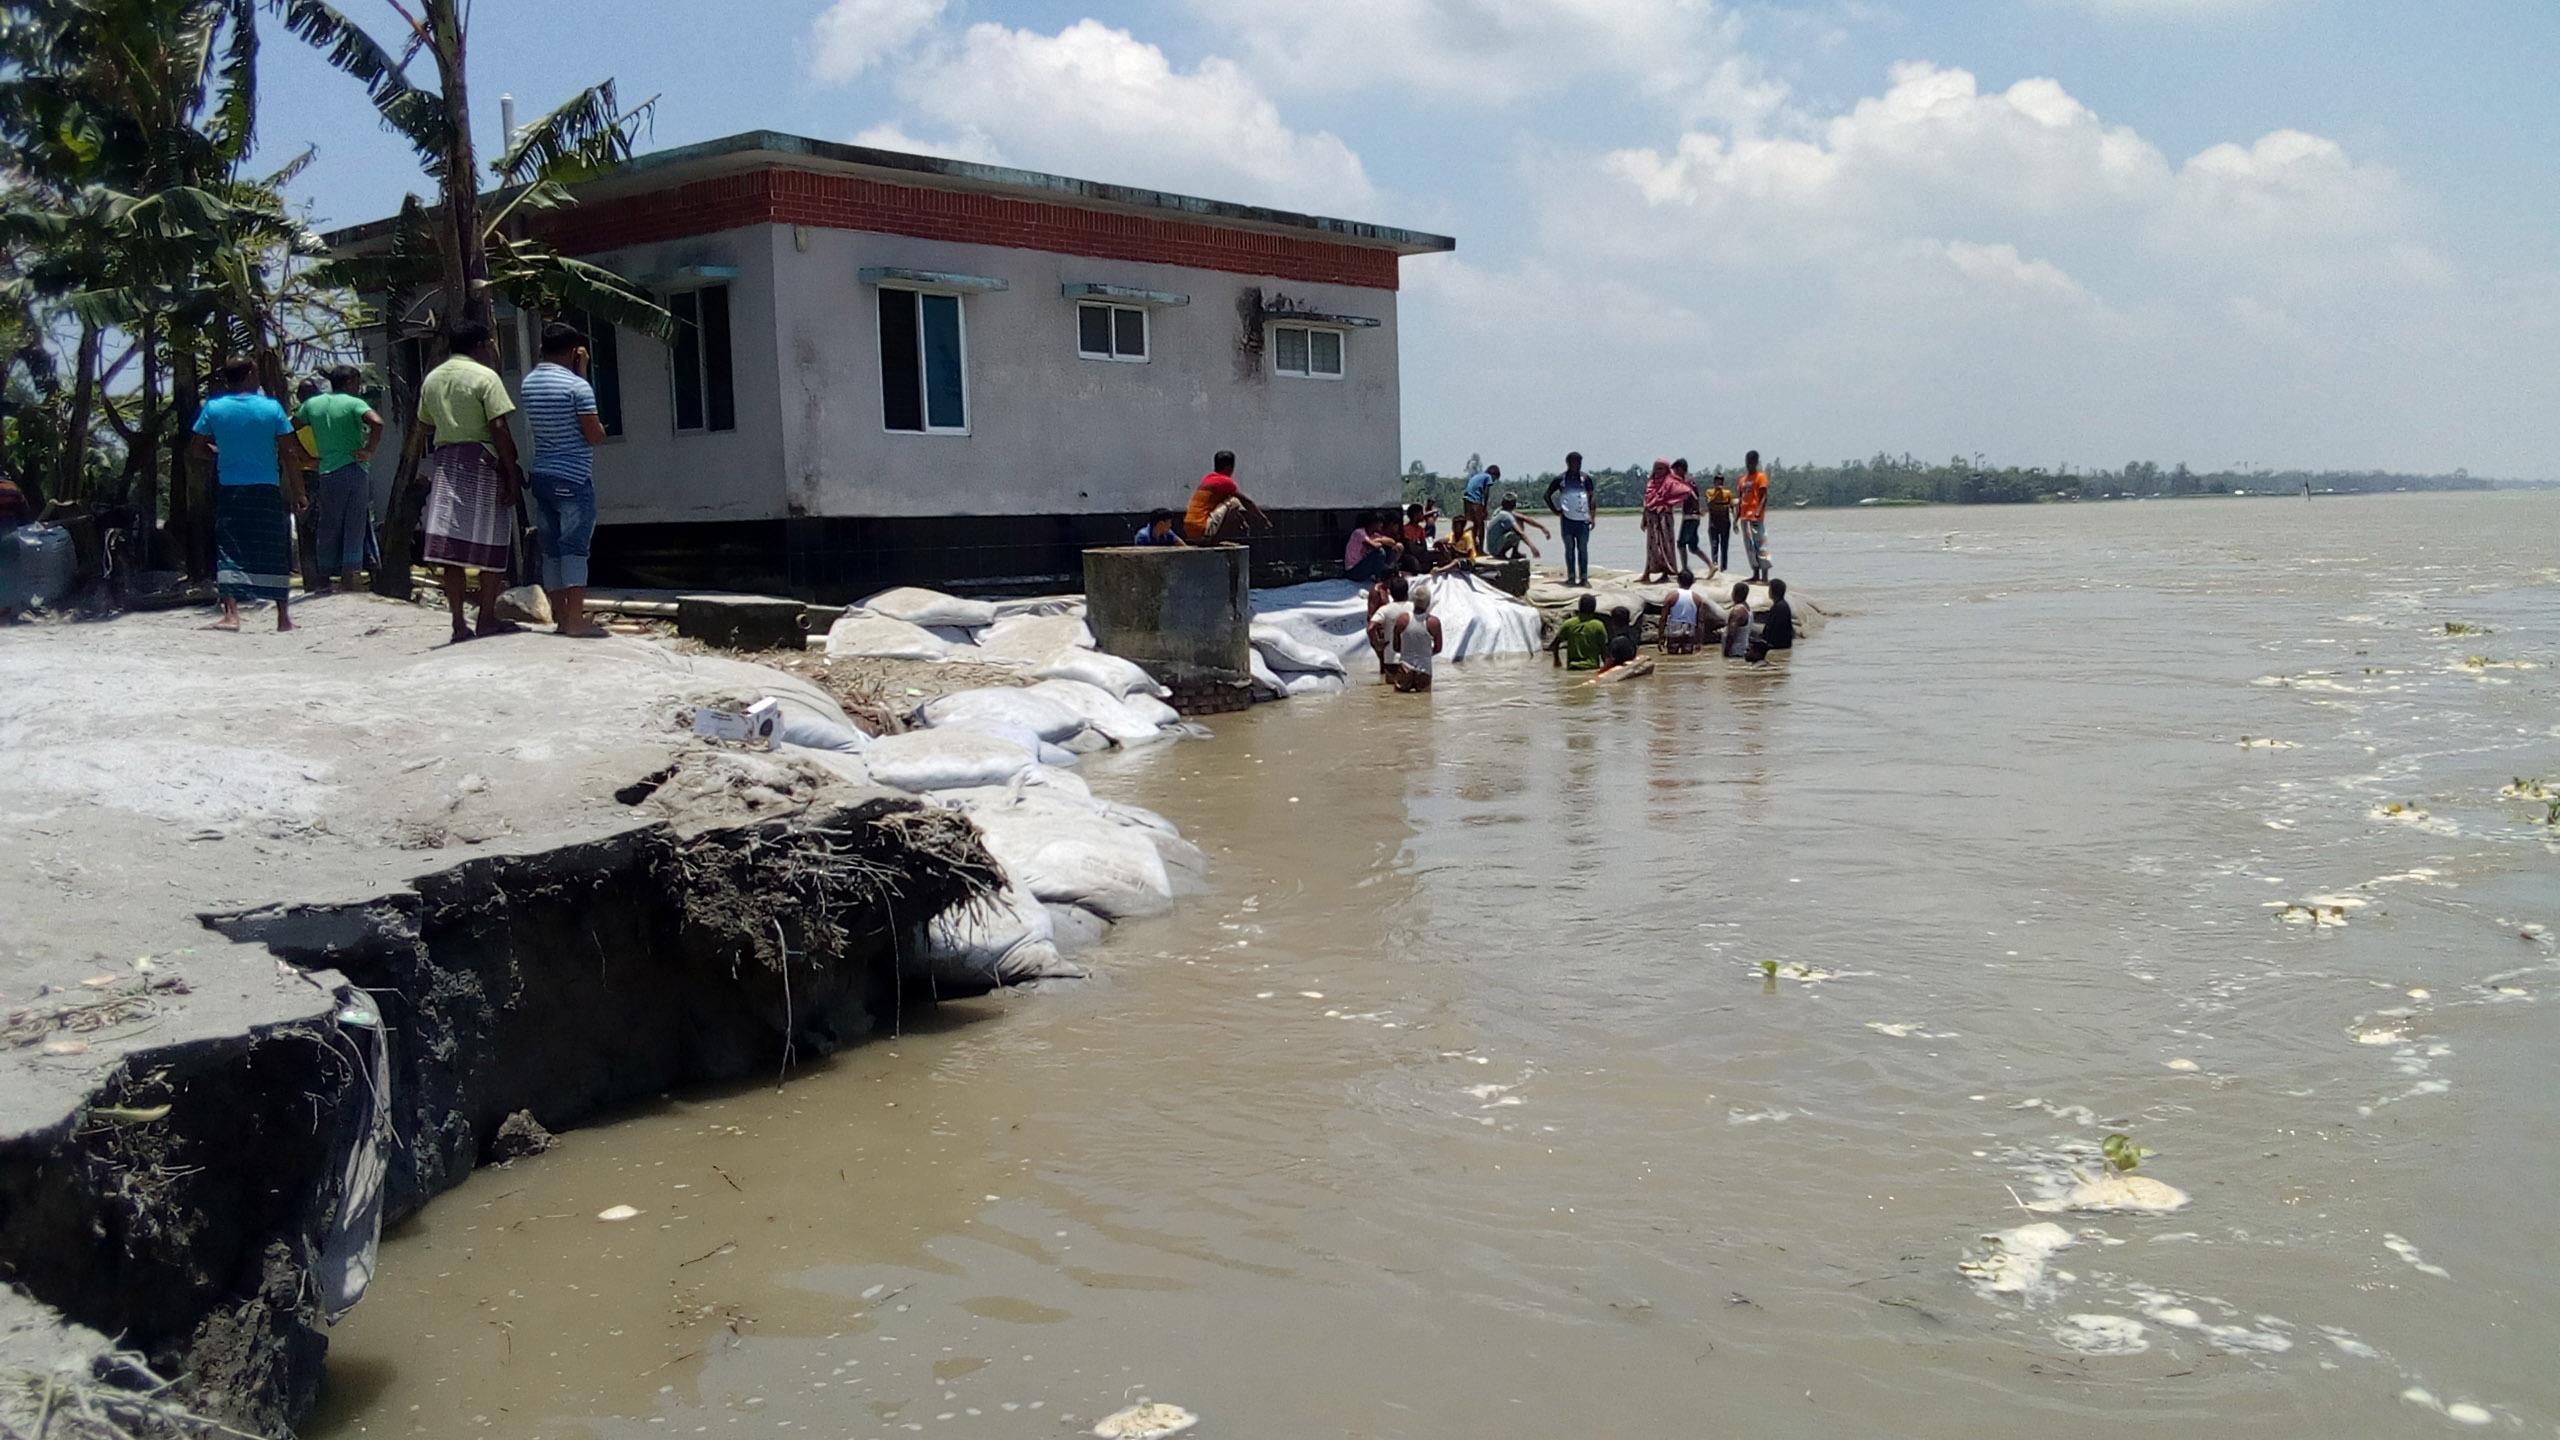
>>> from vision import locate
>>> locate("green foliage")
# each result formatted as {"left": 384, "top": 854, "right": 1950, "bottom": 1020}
{"left": 1396, "top": 450, "right": 2507, "bottom": 512}
{"left": 2100, "top": 1133, "right": 2151, "bottom": 1174}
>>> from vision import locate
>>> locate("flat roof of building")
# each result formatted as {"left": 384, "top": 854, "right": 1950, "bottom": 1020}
{"left": 325, "top": 129, "right": 1457, "bottom": 257}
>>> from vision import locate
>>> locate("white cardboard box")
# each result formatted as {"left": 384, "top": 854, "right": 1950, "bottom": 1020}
{"left": 692, "top": 697, "right": 783, "bottom": 747}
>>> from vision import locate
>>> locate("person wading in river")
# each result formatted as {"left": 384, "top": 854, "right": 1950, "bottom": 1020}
{"left": 191, "top": 357, "right": 306, "bottom": 633}
{"left": 1544, "top": 452, "right": 1598, "bottom": 587}
{"left": 1661, "top": 568, "right": 1704, "bottom": 654}
{"left": 1367, "top": 572, "right": 1413, "bottom": 683}
{"left": 1723, "top": 580, "right": 1756, "bottom": 659}
{"left": 417, "top": 319, "right": 526, "bottom": 642}
{"left": 1390, "top": 583, "right": 1444, "bottom": 693}
{"left": 1548, "top": 592, "right": 1608, "bottom": 671}
{"left": 1749, "top": 576, "right": 1796, "bottom": 663}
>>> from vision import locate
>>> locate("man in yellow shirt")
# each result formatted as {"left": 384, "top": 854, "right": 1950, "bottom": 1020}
{"left": 416, "top": 319, "right": 525, "bottom": 642}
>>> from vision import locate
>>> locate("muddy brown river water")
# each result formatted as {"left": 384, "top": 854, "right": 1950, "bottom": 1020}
{"left": 309, "top": 492, "right": 2560, "bottom": 1439}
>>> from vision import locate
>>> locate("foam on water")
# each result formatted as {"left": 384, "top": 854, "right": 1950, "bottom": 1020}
{"left": 1958, "top": 1222, "right": 2078, "bottom": 1300}
{"left": 2052, "top": 1314, "right": 2150, "bottom": 1356}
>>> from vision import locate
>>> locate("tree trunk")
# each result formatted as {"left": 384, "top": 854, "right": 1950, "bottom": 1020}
{"left": 57, "top": 321, "right": 101, "bottom": 504}
{"left": 129, "top": 315, "right": 162, "bottom": 558}
{"left": 370, "top": 411, "right": 431, "bottom": 599}
{"left": 168, "top": 334, "right": 211, "bottom": 578}
{"left": 429, "top": 0, "right": 493, "bottom": 334}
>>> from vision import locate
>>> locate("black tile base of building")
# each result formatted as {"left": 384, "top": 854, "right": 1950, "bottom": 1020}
{"left": 590, "top": 509, "right": 1373, "bottom": 600}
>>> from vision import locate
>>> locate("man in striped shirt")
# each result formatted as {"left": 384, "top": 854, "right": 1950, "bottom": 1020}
{"left": 521, "top": 322, "right": 609, "bottom": 636}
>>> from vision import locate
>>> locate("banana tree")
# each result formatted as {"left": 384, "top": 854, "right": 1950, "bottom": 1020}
{"left": 275, "top": 0, "right": 669, "bottom": 595}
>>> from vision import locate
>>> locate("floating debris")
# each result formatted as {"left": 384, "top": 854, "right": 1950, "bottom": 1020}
{"left": 1958, "top": 1222, "right": 2076, "bottom": 1298}
{"left": 2052, "top": 1313, "right": 2150, "bottom": 1356}
{"left": 596, "top": 1204, "right": 642, "bottom": 1222}
{"left": 2383, "top": 1234, "right": 2450, "bottom": 1280}
{"left": 1091, "top": 1401, "right": 1199, "bottom": 1439}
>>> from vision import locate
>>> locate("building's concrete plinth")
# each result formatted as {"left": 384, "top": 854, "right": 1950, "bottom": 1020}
{"left": 1083, "top": 544, "right": 1252, "bottom": 714}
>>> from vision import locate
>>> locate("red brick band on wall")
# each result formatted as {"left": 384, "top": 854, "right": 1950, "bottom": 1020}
{"left": 536, "top": 168, "right": 1405, "bottom": 291}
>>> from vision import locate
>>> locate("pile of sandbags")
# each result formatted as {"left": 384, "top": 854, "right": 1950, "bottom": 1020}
{"left": 822, "top": 587, "right": 1103, "bottom": 668}
{"left": 1244, "top": 574, "right": 1546, "bottom": 697}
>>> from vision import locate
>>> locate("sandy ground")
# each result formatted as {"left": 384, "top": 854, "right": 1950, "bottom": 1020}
{"left": 0, "top": 595, "right": 892, "bottom": 1145}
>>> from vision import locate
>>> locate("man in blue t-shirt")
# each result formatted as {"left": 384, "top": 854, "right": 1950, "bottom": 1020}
{"left": 520, "top": 322, "right": 609, "bottom": 637}
{"left": 1462, "top": 463, "right": 1500, "bottom": 540}
{"left": 189, "top": 357, "right": 305, "bottom": 632}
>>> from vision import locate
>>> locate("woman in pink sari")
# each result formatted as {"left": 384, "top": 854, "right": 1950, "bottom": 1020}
{"left": 1639, "top": 458, "right": 1689, "bottom": 583}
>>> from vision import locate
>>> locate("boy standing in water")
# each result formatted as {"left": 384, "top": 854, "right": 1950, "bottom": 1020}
{"left": 1722, "top": 581, "right": 1755, "bottom": 658}
{"left": 1389, "top": 584, "right": 1443, "bottom": 693}
{"left": 1749, "top": 577, "right": 1796, "bottom": 662}
{"left": 1548, "top": 593, "right": 1609, "bottom": 671}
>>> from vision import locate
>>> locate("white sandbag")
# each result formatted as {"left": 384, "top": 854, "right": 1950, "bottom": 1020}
{"left": 1249, "top": 649, "right": 1285, "bottom": 699}
{"left": 860, "top": 728, "right": 1036, "bottom": 793}
{"left": 919, "top": 686, "right": 1089, "bottom": 743}
{"left": 969, "top": 807, "right": 1176, "bottom": 920}
{"left": 924, "top": 886, "right": 1081, "bottom": 986}
{"left": 825, "top": 612, "right": 952, "bottom": 662}
{"left": 1045, "top": 903, "right": 1111, "bottom": 958}
{"left": 925, "top": 624, "right": 983, "bottom": 645}
{"left": 1426, "top": 572, "right": 1547, "bottom": 661}
{"left": 1123, "top": 694, "right": 1180, "bottom": 729}
{"left": 779, "top": 715, "right": 869, "bottom": 753}
{"left": 972, "top": 613, "right": 1096, "bottom": 665}
{"left": 993, "top": 594, "right": 1085, "bottom": 619}
{"left": 794, "top": 749, "right": 874, "bottom": 790}
{"left": 1250, "top": 623, "right": 1348, "bottom": 676}
{"left": 1283, "top": 670, "right": 1348, "bottom": 697}
{"left": 957, "top": 719, "right": 1081, "bottom": 769}
{"left": 1056, "top": 728, "right": 1115, "bottom": 756}
{"left": 1032, "top": 648, "right": 1167, "bottom": 699}
{"left": 1249, "top": 581, "right": 1379, "bottom": 663}
{"left": 859, "top": 585, "right": 999, "bottom": 630}
{"left": 1026, "top": 679, "right": 1172, "bottom": 746}
{"left": 495, "top": 584, "right": 553, "bottom": 626}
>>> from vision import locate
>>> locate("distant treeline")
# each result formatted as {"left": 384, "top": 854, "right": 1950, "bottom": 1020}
{"left": 1399, "top": 453, "right": 2505, "bottom": 514}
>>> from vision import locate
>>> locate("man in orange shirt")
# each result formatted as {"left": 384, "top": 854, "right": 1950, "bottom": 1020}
{"left": 1737, "top": 448, "right": 1772, "bottom": 583}
{"left": 1182, "top": 449, "right": 1271, "bottom": 543}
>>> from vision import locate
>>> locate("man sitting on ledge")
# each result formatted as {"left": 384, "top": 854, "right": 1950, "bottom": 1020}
{"left": 1184, "top": 449, "right": 1271, "bottom": 543}
{"left": 1344, "top": 511, "right": 1402, "bottom": 582}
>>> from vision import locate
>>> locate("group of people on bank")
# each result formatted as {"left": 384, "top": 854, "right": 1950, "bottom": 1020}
{"left": 186, "top": 318, "right": 612, "bottom": 641}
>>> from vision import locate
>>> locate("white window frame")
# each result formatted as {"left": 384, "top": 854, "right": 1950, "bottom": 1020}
{"left": 877, "top": 286, "right": 972, "bottom": 437}
{"left": 1271, "top": 322, "right": 1346, "bottom": 381}
{"left": 1076, "top": 302, "right": 1150, "bottom": 364}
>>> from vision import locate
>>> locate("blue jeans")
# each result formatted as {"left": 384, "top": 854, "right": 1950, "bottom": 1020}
{"left": 1560, "top": 517, "right": 1592, "bottom": 582}
{"left": 1345, "top": 548, "right": 1393, "bottom": 583}
{"left": 527, "top": 471, "right": 595, "bottom": 590}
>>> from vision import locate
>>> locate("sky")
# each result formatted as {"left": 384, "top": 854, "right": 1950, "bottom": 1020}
{"left": 256, "top": 1, "right": 2560, "bottom": 478}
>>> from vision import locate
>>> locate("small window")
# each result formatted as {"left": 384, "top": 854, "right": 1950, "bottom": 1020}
{"left": 1077, "top": 302, "right": 1147, "bottom": 362}
{"left": 558, "top": 306, "right": 624, "bottom": 438}
{"left": 880, "top": 288, "right": 969, "bottom": 433}
{"left": 668, "top": 285, "right": 736, "bottom": 433}
{"left": 1272, "top": 323, "right": 1343, "bottom": 380}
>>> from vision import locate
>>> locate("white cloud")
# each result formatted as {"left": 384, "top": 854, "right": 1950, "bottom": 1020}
{"left": 880, "top": 20, "right": 1374, "bottom": 213}
{"left": 809, "top": 0, "right": 946, "bottom": 82}
{"left": 1603, "top": 62, "right": 2171, "bottom": 250}
{"left": 1191, "top": 0, "right": 1787, "bottom": 125}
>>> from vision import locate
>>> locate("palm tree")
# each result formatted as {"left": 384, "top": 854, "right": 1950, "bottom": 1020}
{"left": 274, "top": 0, "right": 669, "bottom": 594}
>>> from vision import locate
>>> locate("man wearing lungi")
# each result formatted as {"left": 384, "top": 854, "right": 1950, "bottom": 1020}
{"left": 190, "top": 357, "right": 306, "bottom": 633}
{"left": 416, "top": 319, "right": 526, "bottom": 642}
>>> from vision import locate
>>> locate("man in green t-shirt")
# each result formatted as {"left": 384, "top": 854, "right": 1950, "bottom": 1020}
{"left": 1547, "top": 593, "right": 1609, "bottom": 671}
{"left": 417, "top": 320, "right": 525, "bottom": 642}
{"left": 295, "top": 366, "right": 384, "bottom": 594}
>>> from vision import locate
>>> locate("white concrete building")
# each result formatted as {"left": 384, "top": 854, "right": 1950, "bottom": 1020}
{"left": 334, "top": 132, "right": 1454, "bottom": 595}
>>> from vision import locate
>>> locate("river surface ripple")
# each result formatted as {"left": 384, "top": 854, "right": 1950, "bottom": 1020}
{"left": 311, "top": 492, "right": 2560, "bottom": 1439}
